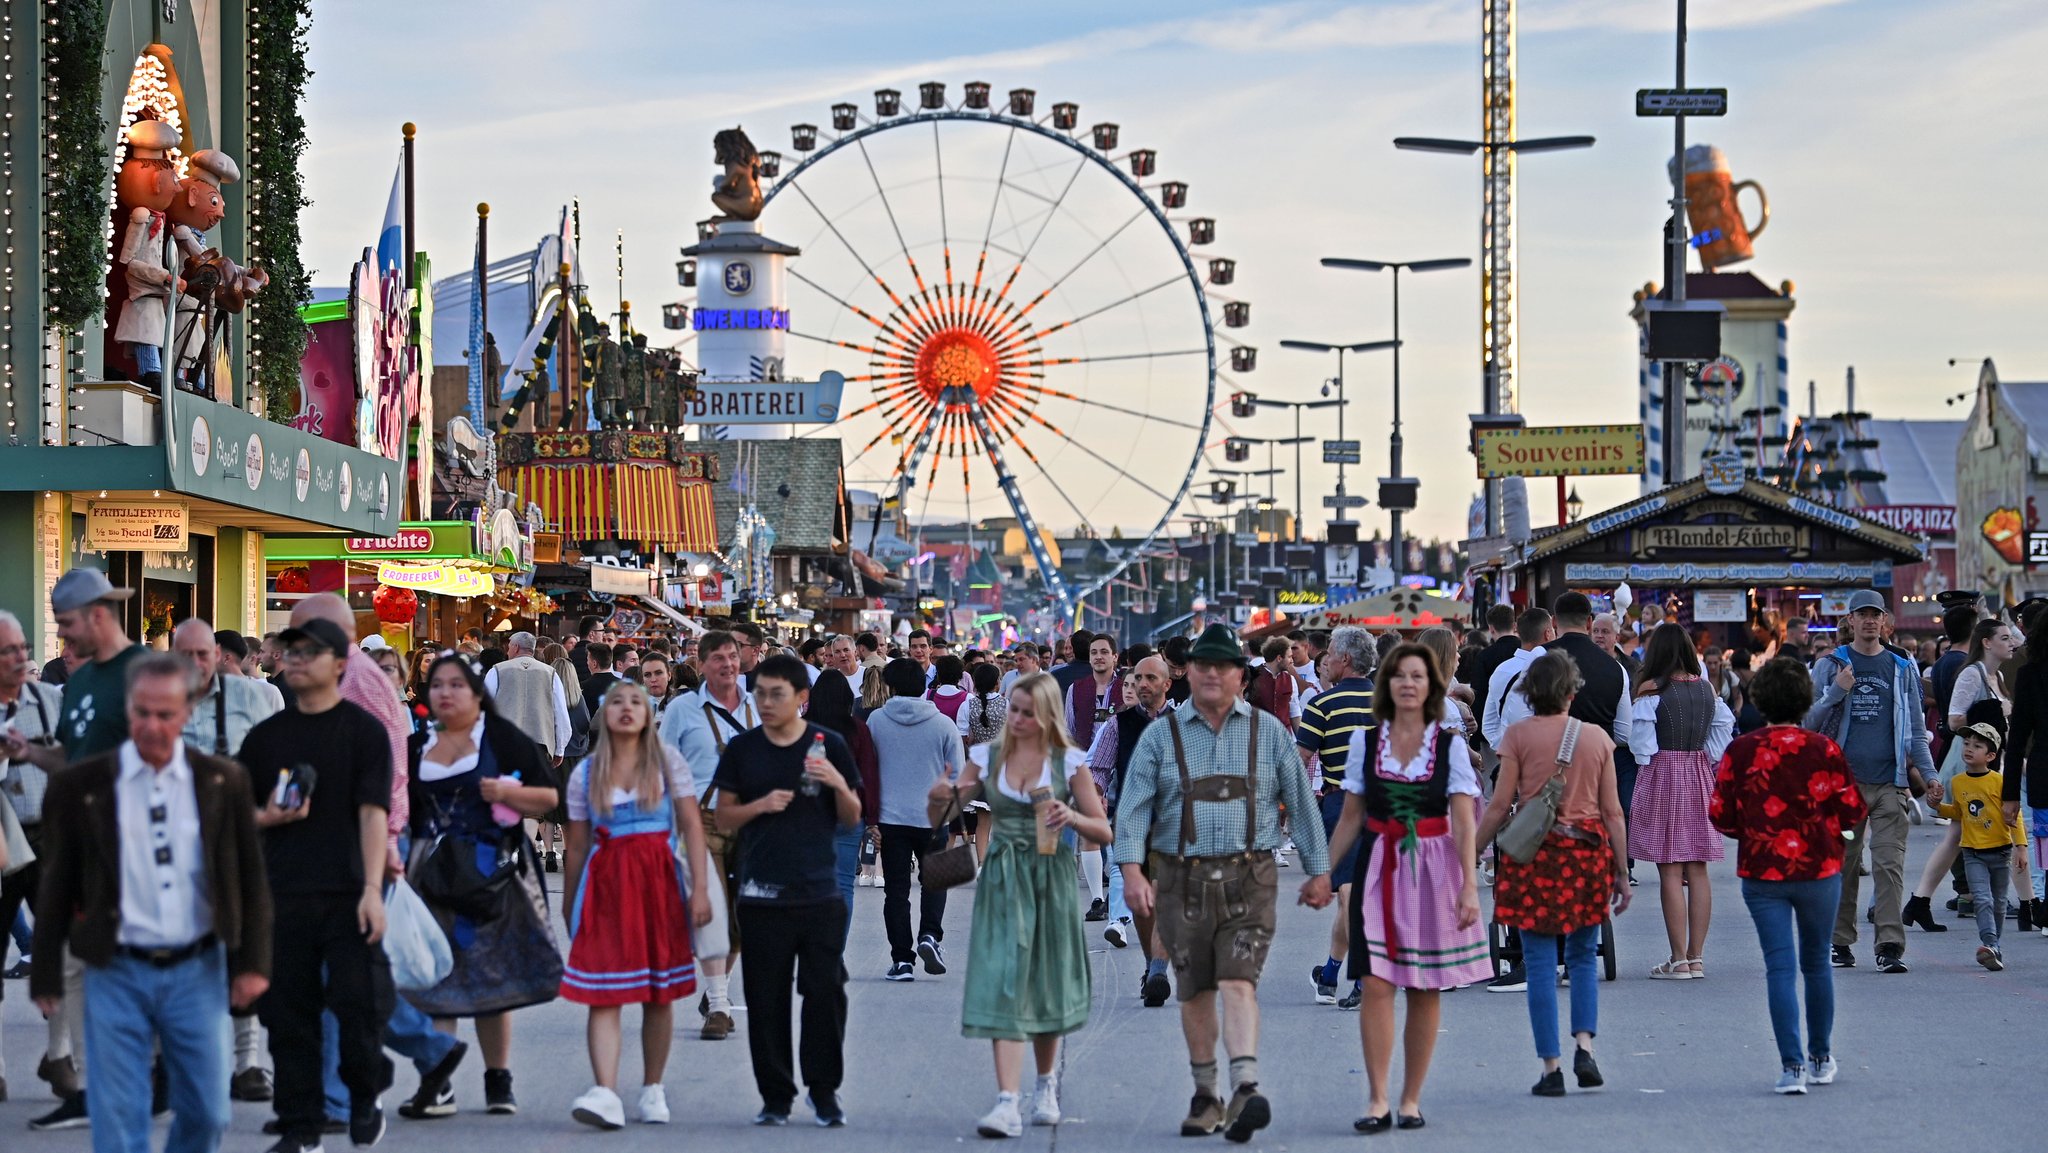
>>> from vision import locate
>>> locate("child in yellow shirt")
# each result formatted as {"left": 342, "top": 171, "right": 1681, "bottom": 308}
{"left": 1930, "top": 723, "right": 2027, "bottom": 970}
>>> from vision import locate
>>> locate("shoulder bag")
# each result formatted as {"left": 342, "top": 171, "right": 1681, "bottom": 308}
{"left": 410, "top": 733, "right": 520, "bottom": 921}
{"left": 920, "top": 786, "right": 979, "bottom": 891}
{"left": 1498, "top": 718, "right": 1581, "bottom": 865}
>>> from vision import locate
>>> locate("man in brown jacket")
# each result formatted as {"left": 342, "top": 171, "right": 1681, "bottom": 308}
{"left": 31, "top": 651, "right": 272, "bottom": 1153}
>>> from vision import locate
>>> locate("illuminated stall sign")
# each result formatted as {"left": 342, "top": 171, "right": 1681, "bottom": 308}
{"left": 691, "top": 308, "right": 790, "bottom": 331}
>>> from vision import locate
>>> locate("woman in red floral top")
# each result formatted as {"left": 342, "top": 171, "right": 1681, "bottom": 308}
{"left": 1709, "top": 657, "right": 1868, "bottom": 1096}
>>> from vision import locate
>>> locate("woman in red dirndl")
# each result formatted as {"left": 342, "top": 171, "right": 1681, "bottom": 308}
{"left": 562, "top": 682, "right": 713, "bottom": 1128}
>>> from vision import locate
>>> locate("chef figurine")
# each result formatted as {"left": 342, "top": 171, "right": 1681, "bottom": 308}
{"left": 112, "top": 120, "right": 184, "bottom": 387}
{"left": 164, "top": 149, "right": 244, "bottom": 394}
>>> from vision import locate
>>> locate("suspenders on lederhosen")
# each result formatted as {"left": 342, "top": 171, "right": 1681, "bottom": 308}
{"left": 1162, "top": 708, "right": 1258, "bottom": 858}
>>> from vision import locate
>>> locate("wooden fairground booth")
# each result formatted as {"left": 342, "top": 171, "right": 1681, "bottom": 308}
{"left": 1481, "top": 476, "right": 1925, "bottom": 649}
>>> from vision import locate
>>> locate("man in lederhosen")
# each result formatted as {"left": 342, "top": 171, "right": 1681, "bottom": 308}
{"left": 1117, "top": 625, "right": 1332, "bottom": 1143}
{"left": 660, "top": 629, "right": 757, "bottom": 1040}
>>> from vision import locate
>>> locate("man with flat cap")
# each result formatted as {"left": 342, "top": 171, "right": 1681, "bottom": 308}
{"left": 1115, "top": 624, "right": 1332, "bottom": 1143}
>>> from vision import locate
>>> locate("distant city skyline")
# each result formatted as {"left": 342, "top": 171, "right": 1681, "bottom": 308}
{"left": 301, "top": 0, "right": 2048, "bottom": 540}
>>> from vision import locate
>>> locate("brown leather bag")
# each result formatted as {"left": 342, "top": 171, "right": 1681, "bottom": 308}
{"left": 919, "top": 787, "right": 978, "bottom": 891}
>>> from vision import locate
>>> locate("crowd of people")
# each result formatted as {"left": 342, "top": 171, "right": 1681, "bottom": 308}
{"left": 0, "top": 570, "right": 2042, "bottom": 1148}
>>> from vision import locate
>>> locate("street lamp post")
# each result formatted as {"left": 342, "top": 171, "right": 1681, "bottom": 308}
{"left": 1319, "top": 257, "right": 1470, "bottom": 583}
{"left": 1211, "top": 466, "right": 1280, "bottom": 587}
{"left": 1277, "top": 339, "right": 1400, "bottom": 525}
{"left": 1391, "top": 131, "right": 1594, "bottom": 535}
{"left": 1249, "top": 397, "right": 1341, "bottom": 542}
{"left": 1228, "top": 434, "right": 1314, "bottom": 541}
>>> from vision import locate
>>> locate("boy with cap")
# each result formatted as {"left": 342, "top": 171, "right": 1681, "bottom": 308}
{"left": 1805, "top": 589, "right": 1934, "bottom": 974}
{"left": 239, "top": 617, "right": 395, "bottom": 1151}
{"left": 1928, "top": 722, "right": 2027, "bottom": 970}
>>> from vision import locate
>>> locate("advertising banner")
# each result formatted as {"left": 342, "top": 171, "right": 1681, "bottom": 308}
{"left": 1475, "top": 424, "right": 1646, "bottom": 479}
{"left": 86, "top": 501, "right": 188, "bottom": 550}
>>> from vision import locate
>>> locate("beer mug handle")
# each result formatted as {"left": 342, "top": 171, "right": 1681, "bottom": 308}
{"left": 1733, "top": 180, "right": 1769, "bottom": 240}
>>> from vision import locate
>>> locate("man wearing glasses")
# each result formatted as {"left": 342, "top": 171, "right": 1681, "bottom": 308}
{"left": 732, "top": 622, "right": 768, "bottom": 692}
{"left": 8, "top": 568, "right": 146, "bottom": 1132}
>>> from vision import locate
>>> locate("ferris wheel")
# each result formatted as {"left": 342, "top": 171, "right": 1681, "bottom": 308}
{"left": 749, "top": 82, "right": 1255, "bottom": 617}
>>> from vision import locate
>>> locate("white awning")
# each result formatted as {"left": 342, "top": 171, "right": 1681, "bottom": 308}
{"left": 636, "top": 595, "right": 706, "bottom": 636}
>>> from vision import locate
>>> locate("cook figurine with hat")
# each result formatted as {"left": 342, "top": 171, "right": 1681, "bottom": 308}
{"left": 162, "top": 149, "right": 263, "bottom": 395}
{"left": 113, "top": 120, "right": 186, "bottom": 388}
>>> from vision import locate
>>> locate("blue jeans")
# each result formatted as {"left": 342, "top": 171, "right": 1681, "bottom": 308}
{"left": 1741, "top": 874, "right": 1839, "bottom": 1068}
{"left": 1960, "top": 847, "right": 2010, "bottom": 948}
{"left": 835, "top": 824, "right": 864, "bottom": 947}
{"left": 82, "top": 944, "right": 232, "bottom": 1153}
{"left": 9, "top": 905, "right": 30, "bottom": 954}
{"left": 1521, "top": 927, "right": 1600, "bottom": 1060}
{"left": 321, "top": 996, "right": 458, "bottom": 1119}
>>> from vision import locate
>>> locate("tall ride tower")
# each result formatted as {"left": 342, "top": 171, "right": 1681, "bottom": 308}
{"left": 1481, "top": 0, "right": 1516, "bottom": 425}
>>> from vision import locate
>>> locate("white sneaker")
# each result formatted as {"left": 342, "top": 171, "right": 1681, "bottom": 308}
{"left": 1104, "top": 917, "right": 1130, "bottom": 948}
{"left": 571, "top": 1086, "right": 625, "bottom": 1129}
{"left": 1030, "top": 1077, "right": 1061, "bottom": 1126}
{"left": 1807, "top": 1057, "right": 1837, "bottom": 1086}
{"left": 1774, "top": 1066, "right": 1807, "bottom": 1095}
{"left": 977, "top": 1093, "right": 1023, "bottom": 1138}
{"left": 1906, "top": 797, "right": 1925, "bottom": 826}
{"left": 637, "top": 1084, "right": 669, "bottom": 1124}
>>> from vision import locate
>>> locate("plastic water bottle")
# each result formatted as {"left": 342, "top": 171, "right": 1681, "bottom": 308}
{"left": 800, "top": 733, "right": 827, "bottom": 797}
{"left": 492, "top": 771, "right": 523, "bottom": 827}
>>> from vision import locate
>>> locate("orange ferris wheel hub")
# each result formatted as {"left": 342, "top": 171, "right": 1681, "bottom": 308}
{"left": 915, "top": 326, "right": 1003, "bottom": 407}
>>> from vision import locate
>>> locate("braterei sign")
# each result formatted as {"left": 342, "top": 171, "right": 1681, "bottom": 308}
{"left": 682, "top": 371, "right": 845, "bottom": 424}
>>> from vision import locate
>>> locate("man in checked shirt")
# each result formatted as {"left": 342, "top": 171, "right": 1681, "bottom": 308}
{"left": 1117, "top": 624, "right": 1333, "bottom": 1144}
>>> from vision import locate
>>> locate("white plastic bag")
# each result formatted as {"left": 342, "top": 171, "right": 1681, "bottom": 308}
{"left": 383, "top": 878, "right": 454, "bottom": 991}
{"left": 678, "top": 845, "right": 730, "bottom": 962}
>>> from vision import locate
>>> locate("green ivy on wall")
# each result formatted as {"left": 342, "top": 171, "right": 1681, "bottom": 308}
{"left": 46, "top": 0, "right": 111, "bottom": 330}
{"left": 248, "top": 0, "right": 313, "bottom": 421}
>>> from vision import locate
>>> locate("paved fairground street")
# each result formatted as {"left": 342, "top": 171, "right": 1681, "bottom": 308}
{"left": 9, "top": 813, "right": 2038, "bottom": 1152}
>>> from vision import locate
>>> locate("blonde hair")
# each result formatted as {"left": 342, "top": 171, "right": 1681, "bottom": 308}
{"left": 985, "top": 671, "right": 1075, "bottom": 771}
{"left": 551, "top": 656, "right": 585, "bottom": 709}
{"left": 585, "top": 679, "right": 666, "bottom": 817}
{"left": 1416, "top": 626, "right": 1460, "bottom": 685}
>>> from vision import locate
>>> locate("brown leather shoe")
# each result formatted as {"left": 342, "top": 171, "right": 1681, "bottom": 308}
{"left": 702, "top": 1010, "right": 735, "bottom": 1040}
{"left": 1179, "top": 1093, "right": 1225, "bottom": 1136}
{"left": 1223, "top": 1084, "right": 1270, "bottom": 1143}
{"left": 37, "top": 1056, "right": 80, "bottom": 1098}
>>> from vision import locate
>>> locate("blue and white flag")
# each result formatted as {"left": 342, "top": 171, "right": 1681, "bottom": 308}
{"left": 374, "top": 154, "right": 405, "bottom": 276}
{"left": 465, "top": 223, "right": 485, "bottom": 421}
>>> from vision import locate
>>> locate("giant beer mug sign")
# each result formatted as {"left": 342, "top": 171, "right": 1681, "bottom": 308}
{"left": 1673, "top": 145, "right": 1769, "bottom": 271}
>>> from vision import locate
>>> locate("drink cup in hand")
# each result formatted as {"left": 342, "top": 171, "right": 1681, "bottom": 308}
{"left": 1032, "top": 786, "right": 1059, "bottom": 854}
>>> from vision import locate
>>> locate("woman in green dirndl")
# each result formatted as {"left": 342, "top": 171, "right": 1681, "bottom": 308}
{"left": 930, "top": 670, "right": 1111, "bottom": 1139}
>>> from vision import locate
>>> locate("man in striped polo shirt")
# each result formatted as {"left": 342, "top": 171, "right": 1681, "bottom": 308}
{"left": 1296, "top": 626, "right": 1378, "bottom": 1008}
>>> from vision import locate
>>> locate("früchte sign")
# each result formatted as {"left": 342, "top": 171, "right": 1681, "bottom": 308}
{"left": 346, "top": 528, "right": 434, "bottom": 553}
{"left": 1636, "top": 524, "right": 1809, "bottom": 554}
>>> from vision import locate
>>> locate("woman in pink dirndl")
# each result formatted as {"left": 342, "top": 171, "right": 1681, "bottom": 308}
{"left": 1627, "top": 624, "right": 1733, "bottom": 980}
{"left": 1326, "top": 643, "right": 1492, "bottom": 1133}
